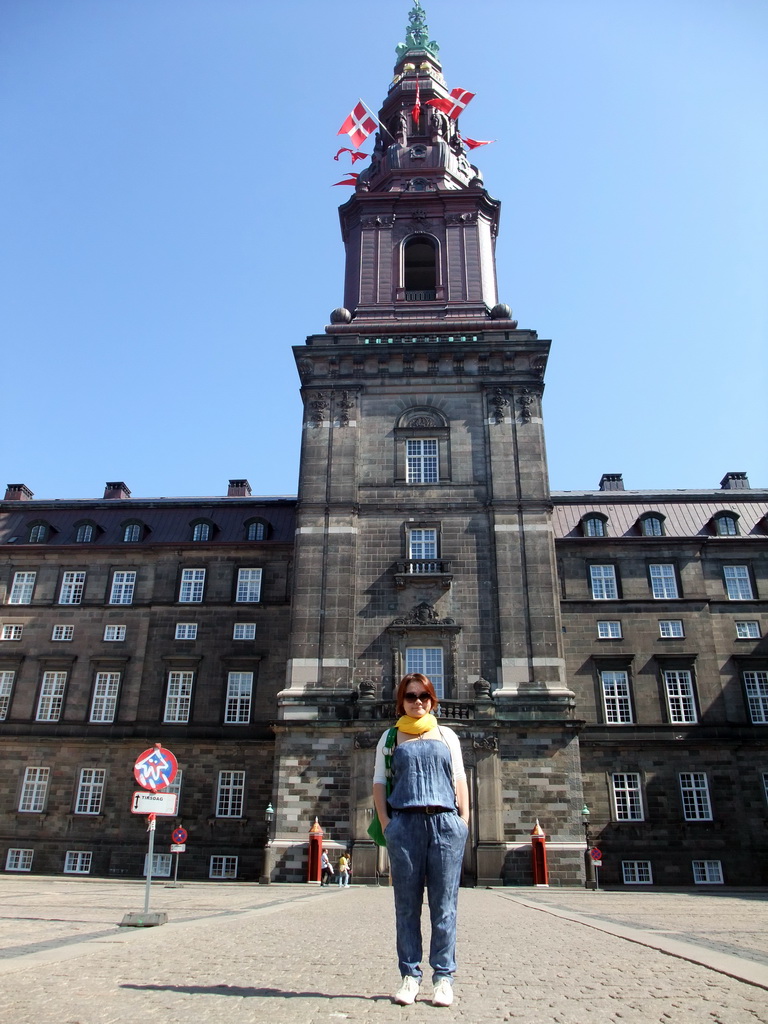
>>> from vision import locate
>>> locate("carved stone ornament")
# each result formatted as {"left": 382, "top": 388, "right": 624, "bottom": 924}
{"left": 489, "top": 388, "right": 509, "bottom": 424}
{"left": 472, "top": 735, "right": 499, "bottom": 752}
{"left": 473, "top": 677, "right": 492, "bottom": 698}
{"left": 308, "top": 392, "right": 329, "bottom": 427}
{"left": 411, "top": 208, "right": 430, "bottom": 220}
{"left": 337, "top": 390, "right": 355, "bottom": 427}
{"left": 357, "top": 678, "right": 376, "bottom": 699}
{"left": 408, "top": 415, "right": 436, "bottom": 428}
{"left": 392, "top": 601, "right": 456, "bottom": 626}
{"left": 354, "top": 732, "right": 381, "bottom": 750}
{"left": 298, "top": 359, "right": 314, "bottom": 381}
{"left": 517, "top": 388, "right": 538, "bottom": 424}
{"left": 446, "top": 212, "right": 478, "bottom": 225}
{"left": 361, "top": 214, "right": 396, "bottom": 228}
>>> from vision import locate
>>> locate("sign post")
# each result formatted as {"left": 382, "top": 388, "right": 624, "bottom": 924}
{"left": 589, "top": 846, "right": 603, "bottom": 891}
{"left": 120, "top": 744, "right": 178, "bottom": 928}
{"left": 168, "top": 827, "right": 188, "bottom": 887}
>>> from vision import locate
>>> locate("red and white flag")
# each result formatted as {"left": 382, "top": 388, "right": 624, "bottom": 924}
{"left": 337, "top": 101, "right": 378, "bottom": 149}
{"left": 463, "top": 137, "right": 495, "bottom": 150}
{"left": 332, "top": 173, "right": 360, "bottom": 187}
{"left": 412, "top": 78, "right": 421, "bottom": 126}
{"left": 334, "top": 147, "right": 368, "bottom": 163}
{"left": 426, "top": 87, "right": 475, "bottom": 120}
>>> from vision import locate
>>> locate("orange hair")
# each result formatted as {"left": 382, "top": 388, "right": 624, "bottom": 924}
{"left": 395, "top": 673, "right": 439, "bottom": 717}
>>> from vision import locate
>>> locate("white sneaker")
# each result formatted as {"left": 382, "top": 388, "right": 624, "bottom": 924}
{"left": 393, "top": 975, "right": 420, "bottom": 1005}
{"left": 432, "top": 977, "right": 454, "bottom": 1007}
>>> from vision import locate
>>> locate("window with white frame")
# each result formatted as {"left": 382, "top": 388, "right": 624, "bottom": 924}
{"left": 406, "top": 438, "right": 438, "bottom": 484}
{"left": 75, "top": 768, "right": 106, "bottom": 814}
{"left": 601, "top": 671, "right": 633, "bottom": 724}
{"left": 9, "top": 571, "right": 36, "bottom": 604}
{"left": 611, "top": 772, "right": 644, "bottom": 821}
{"left": 744, "top": 671, "right": 768, "bottom": 724}
{"left": 664, "top": 670, "right": 697, "bottom": 724}
{"left": 680, "top": 772, "right": 712, "bottom": 820}
{"left": 236, "top": 568, "right": 262, "bottom": 603}
{"left": 1, "top": 624, "right": 23, "bottom": 640}
{"left": 0, "top": 671, "right": 15, "bottom": 720}
{"left": 165, "top": 768, "right": 183, "bottom": 813}
{"left": 408, "top": 528, "right": 439, "bottom": 571}
{"left": 693, "top": 860, "right": 723, "bottom": 884}
{"left": 75, "top": 524, "right": 94, "bottom": 543}
{"left": 597, "top": 620, "right": 622, "bottom": 639}
{"left": 19, "top": 767, "right": 50, "bottom": 812}
{"left": 164, "top": 671, "right": 194, "bottom": 723}
{"left": 224, "top": 672, "right": 253, "bottom": 724}
{"left": 210, "top": 855, "right": 238, "bottom": 879}
{"left": 405, "top": 647, "right": 445, "bottom": 699}
{"left": 622, "top": 860, "right": 653, "bottom": 884}
{"left": 5, "top": 848, "right": 33, "bottom": 871}
{"left": 89, "top": 673, "right": 121, "bottom": 723}
{"left": 123, "top": 523, "right": 142, "bottom": 543}
{"left": 589, "top": 565, "right": 618, "bottom": 600}
{"left": 36, "top": 671, "right": 67, "bottom": 721}
{"left": 192, "top": 522, "right": 211, "bottom": 541}
{"left": 233, "top": 623, "right": 256, "bottom": 640}
{"left": 109, "top": 571, "right": 136, "bottom": 605}
{"left": 64, "top": 851, "right": 92, "bottom": 874}
{"left": 246, "top": 521, "right": 266, "bottom": 541}
{"left": 175, "top": 623, "right": 198, "bottom": 640}
{"left": 59, "top": 571, "right": 86, "bottom": 605}
{"left": 640, "top": 515, "right": 664, "bottom": 537}
{"left": 179, "top": 569, "right": 206, "bottom": 603}
{"left": 143, "top": 853, "right": 172, "bottom": 877}
{"left": 762, "top": 772, "right": 768, "bottom": 807}
{"left": 724, "top": 565, "right": 754, "bottom": 600}
{"left": 216, "top": 770, "right": 245, "bottom": 817}
{"left": 659, "top": 620, "right": 684, "bottom": 638}
{"left": 649, "top": 564, "right": 679, "bottom": 599}
{"left": 29, "top": 524, "right": 48, "bottom": 543}
{"left": 583, "top": 516, "right": 606, "bottom": 537}
{"left": 714, "top": 514, "right": 739, "bottom": 537}
{"left": 103, "top": 624, "right": 126, "bottom": 642}
{"left": 736, "top": 621, "right": 760, "bottom": 639}
{"left": 51, "top": 625, "right": 74, "bottom": 641}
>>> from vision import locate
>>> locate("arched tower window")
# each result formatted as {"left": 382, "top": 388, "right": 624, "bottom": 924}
{"left": 404, "top": 236, "right": 437, "bottom": 300}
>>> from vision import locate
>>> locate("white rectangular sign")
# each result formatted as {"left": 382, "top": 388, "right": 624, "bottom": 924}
{"left": 130, "top": 790, "right": 178, "bottom": 815}
{"left": 170, "top": 844, "right": 186, "bottom": 853}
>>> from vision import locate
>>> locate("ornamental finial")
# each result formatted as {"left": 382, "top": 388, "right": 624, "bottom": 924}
{"left": 396, "top": 1, "right": 440, "bottom": 61}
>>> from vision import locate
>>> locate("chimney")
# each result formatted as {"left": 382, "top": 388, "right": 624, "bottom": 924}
{"left": 599, "top": 473, "right": 624, "bottom": 492}
{"left": 227, "top": 479, "right": 252, "bottom": 497}
{"left": 720, "top": 472, "right": 750, "bottom": 490}
{"left": 103, "top": 481, "right": 132, "bottom": 499}
{"left": 4, "top": 484, "right": 34, "bottom": 501}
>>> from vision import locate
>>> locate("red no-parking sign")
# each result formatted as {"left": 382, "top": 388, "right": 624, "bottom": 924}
{"left": 589, "top": 847, "right": 603, "bottom": 861}
{"left": 172, "top": 827, "right": 188, "bottom": 844}
{"left": 133, "top": 745, "right": 178, "bottom": 792}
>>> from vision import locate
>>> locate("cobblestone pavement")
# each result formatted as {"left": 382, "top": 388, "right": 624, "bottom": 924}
{"left": 0, "top": 878, "right": 767, "bottom": 1024}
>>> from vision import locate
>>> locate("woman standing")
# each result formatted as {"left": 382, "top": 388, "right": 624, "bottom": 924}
{"left": 372, "top": 672, "right": 469, "bottom": 1007}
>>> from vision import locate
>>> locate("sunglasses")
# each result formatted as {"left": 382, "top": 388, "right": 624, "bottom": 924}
{"left": 404, "top": 692, "right": 431, "bottom": 702}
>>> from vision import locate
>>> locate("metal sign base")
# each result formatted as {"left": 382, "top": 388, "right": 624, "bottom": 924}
{"left": 119, "top": 911, "right": 168, "bottom": 928}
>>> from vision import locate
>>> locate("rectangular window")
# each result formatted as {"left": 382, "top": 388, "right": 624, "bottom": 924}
{"left": 75, "top": 768, "right": 106, "bottom": 814}
{"left": 216, "top": 770, "right": 245, "bottom": 817}
{"left": 109, "top": 571, "right": 136, "bottom": 605}
{"left": 744, "top": 671, "right": 768, "bottom": 724}
{"left": 664, "top": 670, "right": 697, "bottom": 723}
{"left": 175, "top": 623, "right": 198, "bottom": 640}
{"left": 736, "top": 621, "right": 760, "bottom": 639}
{"left": 165, "top": 768, "right": 183, "bottom": 814}
{"left": 19, "top": 767, "right": 50, "bottom": 812}
{"left": 103, "top": 625, "right": 126, "bottom": 642}
{"left": 164, "top": 671, "right": 194, "bottom": 723}
{"left": 210, "top": 855, "right": 238, "bottom": 879}
{"left": 408, "top": 528, "right": 439, "bottom": 572}
{"left": 649, "top": 564, "right": 679, "bottom": 599}
{"left": 179, "top": 568, "right": 206, "bottom": 603}
{"left": 143, "top": 853, "right": 172, "bottom": 877}
{"left": 406, "top": 438, "right": 438, "bottom": 484}
{"left": 597, "top": 620, "right": 622, "bottom": 639}
{"left": 51, "top": 625, "right": 74, "bottom": 641}
{"left": 36, "top": 671, "right": 67, "bottom": 721}
{"left": 762, "top": 771, "right": 768, "bottom": 807}
{"left": 622, "top": 860, "right": 653, "bottom": 884}
{"left": 724, "top": 565, "right": 754, "bottom": 600}
{"left": 680, "top": 772, "right": 712, "bottom": 820}
{"left": 233, "top": 623, "right": 256, "bottom": 640}
{"left": 224, "top": 672, "right": 253, "bottom": 724}
{"left": 236, "top": 568, "right": 262, "bottom": 603}
{"left": 9, "top": 571, "right": 36, "bottom": 604}
{"left": 659, "top": 620, "right": 684, "bottom": 638}
{"left": 692, "top": 860, "right": 723, "bottom": 884}
{"left": 64, "top": 851, "right": 93, "bottom": 874}
{"left": 0, "top": 670, "right": 15, "bottom": 719}
{"left": 89, "top": 672, "right": 121, "bottom": 723}
{"left": 611, "top": 772, "right": 644, "bottom": 821}
{"left": 405, "top": 647, "right": 445, "bottom": 699}
{"left": 1, "top": 624, "right": 23, "bottom": 640}
{"left": 590, "top": 564, "right": 618, "bottom": 600}
{"left": 5, "top": 849, "right": 33, "bottom": 872}
{"left": 601, "top": 671, "right": 633, "bottom": 724}
{"left": 59, "top": 571, "right": 86, "bottom": 605}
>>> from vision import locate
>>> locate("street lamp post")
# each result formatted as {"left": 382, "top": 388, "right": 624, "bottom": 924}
{"left": 259, "top": 802, "right": 275, "bottom": 885}
{"left": 582, "top": 804, "right": 597, "bottom": 890}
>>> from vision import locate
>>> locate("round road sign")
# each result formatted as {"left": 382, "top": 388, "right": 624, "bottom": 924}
{"left": 172, "top": 827, "right": 188, "bottom": 844}
{"left": 589, "top": 847, "right": 603, "bottom": 861}
{"left": 133, "top": 745, "right": 178, "bottom": 792}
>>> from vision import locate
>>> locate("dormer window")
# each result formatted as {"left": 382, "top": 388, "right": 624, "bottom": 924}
{"left": 74, "top": 522, "right": 98, "bottom": 543}
{"left": 713, "top": 512, "right": 739, "bottom": 536}
{"left": 246, "top": 519, "right": 269, "bottom": 542}
{"left": 582, "top": 514, "right": 608, "bottom": 538}
{"left": 28, "top": 522, "right": 50, "bottom": 544}
{"left": 639, "top": 513, "right": 665, "bottom": 537}
{"left": 404, "top": 235, "right": 437, "bottom": 300}
{"left": 122, "top": 521, "right": 145, "bottom": 543}
{"left": 191, "top": 520, "right": 215, "bottom": 542}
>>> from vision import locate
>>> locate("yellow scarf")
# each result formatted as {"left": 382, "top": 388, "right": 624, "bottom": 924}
{"left": 396, "top": 713, "right": 438, "bottom": 735}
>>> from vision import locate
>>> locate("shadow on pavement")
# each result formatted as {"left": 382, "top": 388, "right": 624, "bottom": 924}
{"left": 121, "top": 983, "right": 388, "bottom": 1001}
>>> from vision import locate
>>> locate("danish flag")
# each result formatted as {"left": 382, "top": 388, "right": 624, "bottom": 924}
{"left": 338, "top": 101, "right": 378, "bottom": 149}
{"left": 463, "top": 137, "right": 495, "bottom": 150}
{"left": 426, "top": 87, "right": 475, "bottom": 120}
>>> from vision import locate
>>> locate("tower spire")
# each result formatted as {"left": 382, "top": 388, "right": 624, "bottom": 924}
{"left": 396, "top": 1, "right": 440, "bottom": 61}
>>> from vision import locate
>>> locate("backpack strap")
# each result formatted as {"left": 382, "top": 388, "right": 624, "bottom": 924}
{"left": 383, "top": 726, "right": 398, "bottom": 790}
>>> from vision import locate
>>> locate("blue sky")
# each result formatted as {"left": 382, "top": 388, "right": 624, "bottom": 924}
{"left": 2, "top": 0, "right": 766, "bottom": 500}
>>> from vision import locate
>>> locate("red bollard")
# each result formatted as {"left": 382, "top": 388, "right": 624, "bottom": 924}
{"left": 530, "top": 819, "right": 549, "bottom": 886}
{"left": 307, "top": 817, "right": 323, "bottom": 884}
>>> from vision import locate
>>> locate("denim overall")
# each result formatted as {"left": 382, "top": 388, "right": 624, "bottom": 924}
{"left": 384, "top": 736, "right": 468, "bottom": 983}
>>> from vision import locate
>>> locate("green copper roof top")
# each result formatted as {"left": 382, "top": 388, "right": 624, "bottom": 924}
{"left": 396, "top": 1, "right": 440, "bottom": 61}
